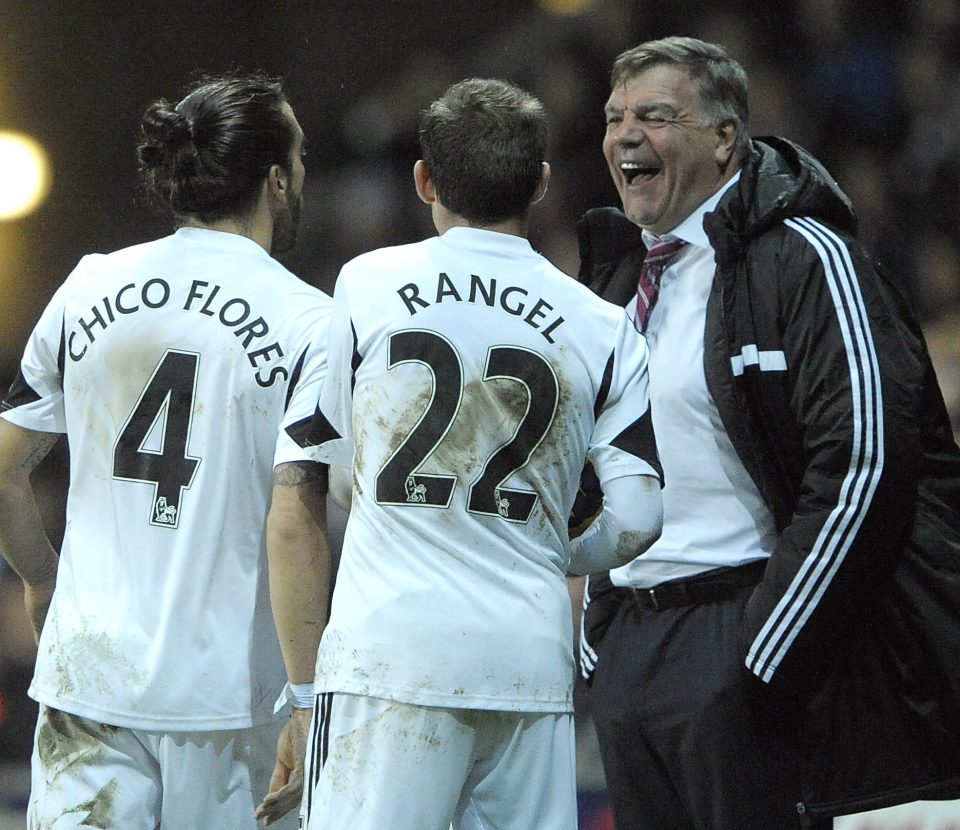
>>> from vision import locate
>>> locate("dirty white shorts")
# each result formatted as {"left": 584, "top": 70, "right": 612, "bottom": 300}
{"left": 300, "top": 693, "right": 576, "bottom": 830}
{"left": 27, "top": 704, "right": 293, "bottom": 830}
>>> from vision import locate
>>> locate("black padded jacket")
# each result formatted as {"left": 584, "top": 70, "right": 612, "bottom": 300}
{"left": 576, "top": 136, "right": 960, "bottom": 818}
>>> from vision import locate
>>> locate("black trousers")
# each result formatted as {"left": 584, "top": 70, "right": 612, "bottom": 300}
{"left": 586, "top": 581, "right": 833, "bottom": 830}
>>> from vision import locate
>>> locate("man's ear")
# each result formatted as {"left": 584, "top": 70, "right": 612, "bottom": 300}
{"left": 532, "top": 162, "right": 551, "bottom": 205}
{"left": 268, "top": 164, "right": 288, "bottom": 203}
{"left": 413, "top": 159, "right": 436, "bottom": 205}
{"left": 714, "top": 120, "right": 737, "bottom": 169}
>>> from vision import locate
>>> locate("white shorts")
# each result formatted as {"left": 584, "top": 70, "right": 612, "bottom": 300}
{"left": 27, "top": 705, "right": 294, "bottom": 830}
{"left": 300, "top": 693, "right": 576, "bottom": 830}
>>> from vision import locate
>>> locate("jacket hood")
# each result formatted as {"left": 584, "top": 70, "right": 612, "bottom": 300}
{"left": 707, "top": 137, "right": 857, "bottom": 254}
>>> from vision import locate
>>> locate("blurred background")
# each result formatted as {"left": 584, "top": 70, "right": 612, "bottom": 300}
{"left": 2, "top": 0, "right": 959, "bottom": 827}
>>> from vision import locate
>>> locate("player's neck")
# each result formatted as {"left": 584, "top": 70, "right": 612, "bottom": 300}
{"left": 180, "top": 206, "right": 272, "bottom": 252}
{"left": 434, "top": 209, "right": 529, "bottom": 239}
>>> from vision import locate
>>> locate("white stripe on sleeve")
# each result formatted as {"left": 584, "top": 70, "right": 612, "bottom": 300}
{"left": 745, "top": 217, "right": 884, "bottom": 683}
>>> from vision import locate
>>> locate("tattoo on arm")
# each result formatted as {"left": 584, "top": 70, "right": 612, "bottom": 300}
{"left": 22, "top": 432, "right": 61, "bottom": 472}
{"left": 274, "top": 461, "right": 328, "bottom": 490}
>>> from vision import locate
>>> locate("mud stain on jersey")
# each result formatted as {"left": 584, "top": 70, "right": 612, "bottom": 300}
{"left": 352, "top": 464, "right": 364, "bottom": 497}
{"left": 349, "top": 424, "right": 366, "bottom": 497}
{"left": 350, "top": 664, "right": 369, "bottom": 681}
{"left": 432, "top": 377, "right": 529, "bottom": 478}
{"left": 348, "top": 658, "right": 395, "bottom": 690}
{"left": 378, "top": 385, "right": 433, "bottom": 462}
{"left": 50, "top": 643, "right": 77, "bottom": 698}
{"left": 52, "top": 630, "right": 150, "bottom": 699}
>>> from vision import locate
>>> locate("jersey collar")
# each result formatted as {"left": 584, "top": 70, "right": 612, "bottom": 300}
{"left": 437, "top": 226, "right": 539, "bottom": 259}
{"left": 174, "top": 226, "right": 272, "bottom": 258}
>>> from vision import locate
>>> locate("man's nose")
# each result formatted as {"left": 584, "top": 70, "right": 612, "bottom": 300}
{"left": 614, "top": 117, "right": 646, "bottom": 144}
{"left": 614, "top": 129, "right": 645, "bottom": 148}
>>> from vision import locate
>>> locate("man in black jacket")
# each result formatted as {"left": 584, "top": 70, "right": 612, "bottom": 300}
{"left": 577, "top": 35, "right": 960, "bottom": 830}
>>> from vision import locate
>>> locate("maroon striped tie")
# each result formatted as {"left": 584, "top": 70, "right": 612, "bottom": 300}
{"left": 635, "top": 237, "right": 686, "bottom": 333}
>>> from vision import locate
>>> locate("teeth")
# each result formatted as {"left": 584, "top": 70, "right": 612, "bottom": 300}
{"left": 620, "top": 162, "right": 641, "bottom": 170}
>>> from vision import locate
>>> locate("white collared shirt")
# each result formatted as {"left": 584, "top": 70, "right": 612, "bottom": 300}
{"left": 612, "top": 173, "right": 777, "bottom": 588}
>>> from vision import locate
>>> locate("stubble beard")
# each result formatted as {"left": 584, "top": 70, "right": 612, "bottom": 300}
{"left": 271, "top": 191, "right": 301, "bottom": 255}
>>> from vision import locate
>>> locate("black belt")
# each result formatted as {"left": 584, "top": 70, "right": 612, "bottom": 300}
{"left": 611, "top": 560, "right": 767, "bottom": 611}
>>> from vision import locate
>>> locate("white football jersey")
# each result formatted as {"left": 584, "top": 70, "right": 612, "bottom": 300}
{"left": 303, "top": 227, "right": 660, "bottom": 713}
{"left": 1, "top": 228, "right": 331, "bottom": 730}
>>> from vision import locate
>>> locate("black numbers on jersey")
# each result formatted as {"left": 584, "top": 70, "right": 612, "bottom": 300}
{"left": 467, "top": 345, "right": 558, "bottom": 521}
{"left": 375, "top": 331, "right": 459, "bottom": 509}
{"left": 113, "top": 350, "right": 201, "bottom": 529}
{"left": 374, "top": 330, "right": 559, "bottom": 523}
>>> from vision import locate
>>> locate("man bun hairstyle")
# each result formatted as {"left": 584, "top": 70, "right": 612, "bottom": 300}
{"left": 418, "top": 78, "right": 547, "bottom": 225}
{"left": 611, "top": 36, "right": 751, "bottom": 162}
{"left": 138, "top": 104, "right": 199, "bottom": 177}
{"left": 137, "top": 72, "right": 294, "bottom": 223}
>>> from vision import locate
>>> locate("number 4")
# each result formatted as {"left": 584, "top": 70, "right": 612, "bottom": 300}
{"left": 113, "top": 350, "right": 201, "bottom": 529}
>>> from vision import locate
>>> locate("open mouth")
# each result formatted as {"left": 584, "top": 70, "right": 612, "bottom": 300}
{"left": 620, "top": 161, "right": 660, "bottom": 184}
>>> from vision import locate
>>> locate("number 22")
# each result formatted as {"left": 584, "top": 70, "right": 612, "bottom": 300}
{"left": 375, "top": 330, "right": 558, "bottom": 523}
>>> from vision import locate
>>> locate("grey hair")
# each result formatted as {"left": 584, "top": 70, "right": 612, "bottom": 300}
{"left": 611, "top": 36, "right": 750, "bottom": 161}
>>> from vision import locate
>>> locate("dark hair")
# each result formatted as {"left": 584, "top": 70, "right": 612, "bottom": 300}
{"left": 418, "top": 78, "right": 547, "bottom": 224}
{"left": 611, "top": 37, "right": 751, "bottom": 161}
{"left": 137, "top": 72, "right": 295, "bottom": 222}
